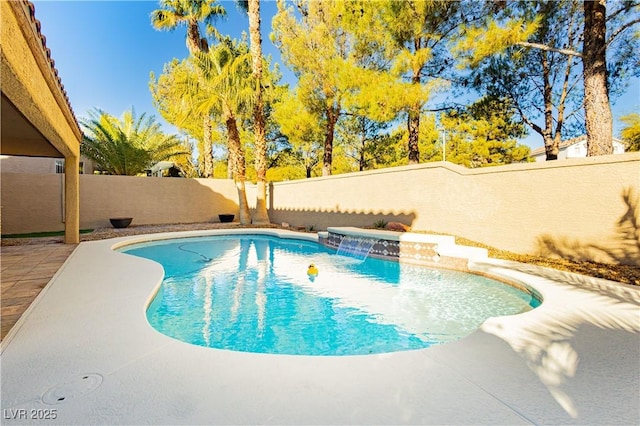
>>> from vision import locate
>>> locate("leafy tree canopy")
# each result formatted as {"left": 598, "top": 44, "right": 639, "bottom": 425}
{"left": 441, "top": 96, "right": 530, "bottom": 167}
{"left": 620, "top": 113, "right": 640, "bottom": 152}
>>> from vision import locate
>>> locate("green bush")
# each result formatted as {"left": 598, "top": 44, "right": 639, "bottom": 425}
{"left": 373, "top": 219, "right": 388, "bottom": 229}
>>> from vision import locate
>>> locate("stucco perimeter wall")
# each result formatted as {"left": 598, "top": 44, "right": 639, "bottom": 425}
{"left": 2, "top": 154, "right": 638, "bottom": 263}
{"left": 269, "top": 153, "right": 640, "bottom": 263}
{"left": 1, "top": 174, "right": 240, "bottom": 234}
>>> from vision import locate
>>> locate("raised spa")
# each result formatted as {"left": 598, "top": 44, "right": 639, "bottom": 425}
{"left": 122, "top": 234, "right": 539, "bottom": 356}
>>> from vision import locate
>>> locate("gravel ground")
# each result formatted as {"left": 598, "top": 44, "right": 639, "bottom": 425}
{"left": 451, "top": 235, "right": 640, "bottom": 286}
{"left": 0, "top": 222, "right": 279, "bottom": 246}
{"left": 2, "top": 222, "right": 638, "bottom": 286}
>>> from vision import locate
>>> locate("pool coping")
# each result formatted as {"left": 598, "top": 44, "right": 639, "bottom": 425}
{"left": 1, "top": 228, "right": 638, "bottom": 425}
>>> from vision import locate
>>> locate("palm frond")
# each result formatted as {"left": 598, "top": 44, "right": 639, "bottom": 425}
{"left": 150, "top": 9, "right": 179, "bottom": 31}
{"left": 199, "top": 2, "right": 227, "bottom": 23}
{"left": 80, "top": 107, "right": 185, "bottom": 175}
{"left": 189, "top": 39, "right": 256, "bottom": 118}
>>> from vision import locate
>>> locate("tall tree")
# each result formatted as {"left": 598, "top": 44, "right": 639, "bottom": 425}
{"left": 150, "top": 59, "right": 227, "bottom": 177}
{"left": 237, "top": 0, "right": 269, "bottom": 224}
{"left": 192, "top": 38, "right": 254, "bottom": 224}
{"left": 440, "top": 97, "right": 530, "bottom": 167}
{"left": 583, "top": 0, "right": 612, "bottom": 155}
{"left": 272, "top": 89, "right": 324, "bottom": 178}
{"left": 456, "top": 0, "right": 640, "bottom": 157}
{"left": 151, "top": 0, "right": 226, "bottom": 177}
{"left": 151, "top": 60, "right": 201, "bottom": 174}
{"left": 381, "top": 0, "right": 464, "bottom": 164}
{"left": 80, "top": 108, "right": 188, "bottom": 176}
{"left": 273, "top": 1, "right": 424, "bottom": 174}
{"left": 467, "top": 1, "right": 583, "bottom": 160}
{"left": 273, "top": 0, "right": 353, "bottom": 176}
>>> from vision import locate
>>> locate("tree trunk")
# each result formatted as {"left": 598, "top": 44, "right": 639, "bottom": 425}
{"left": 226, "top": 114, "right": 251, "bottom": 225}
{"left": 550, "top": 42, "right": 574, "bottom": 161}
{"left": 184, "top": 17, "right": 216, "bottom": 177}
{"left": 323, "top": 107, "right": 338, "bottom": 176}
{"left": 359, "top": 117, "right": 366, "bottom": 171}
{"left": 407, "top": 108, "right": 420, "bottom": 164}
{"left": 249, "top": 0, "right": 270, "bottom": 224}
{"left": 186, "top": 21, "right": 200, "bottom": 54}
{"left": 544, "top": 134, "right": 560, "bottom": 160}
{"left": 407, "top": 49, "right": 421, "bottom": 164}
{"left": 583, "top": 0, "right": 613, "bottom": 156}
{"left": 541, "top": 50, "right": 559, "bottom": 161}
{"left": 202, "top": 115, "right": 214, "bottom": 177}
{"left": 187, "top": 19, "right": 208, "bottom": 54}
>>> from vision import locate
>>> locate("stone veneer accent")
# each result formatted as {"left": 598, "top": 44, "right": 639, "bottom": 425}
{"left": 320, "top": 227, "right": 486, "bottom": 271}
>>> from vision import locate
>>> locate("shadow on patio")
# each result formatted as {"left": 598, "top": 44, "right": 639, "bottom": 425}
{"left": 474, "top": 258, "right": 640, "bottom": 420}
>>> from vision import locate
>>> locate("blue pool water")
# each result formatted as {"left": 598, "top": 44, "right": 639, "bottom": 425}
{"left": 122, "top": 235, "right": 539, "bottom": 356}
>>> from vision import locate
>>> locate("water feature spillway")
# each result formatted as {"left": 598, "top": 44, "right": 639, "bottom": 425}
{"left": 336, "top": 235, "right": 378, "bottom": 261}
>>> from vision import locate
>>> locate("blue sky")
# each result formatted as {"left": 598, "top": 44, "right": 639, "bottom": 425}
{"left": 33, "top": 1, "right": 639, "bottom": 150}
{"left": 33, "top": 1, "right": 294, "bottom": 127}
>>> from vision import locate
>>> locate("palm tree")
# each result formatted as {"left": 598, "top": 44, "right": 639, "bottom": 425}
{"left": 191, "top": 39, "right": 254, "bottom": 224}
{"left": 150, "top": 0, "right": 225, "bottom": 54}
{"left": 80, "top": 108, "right": 187, "bottom": 176}
{"left": 237, "top": 0, "right": 270, "bottom": 224}
{"left": 151, "top": 0, "right": 226, "bottom": 178}
{"left": 150, "top": 59, "right": 213, "bottom": 177}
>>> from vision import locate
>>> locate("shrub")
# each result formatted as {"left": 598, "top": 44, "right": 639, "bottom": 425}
{"left": 373, "top": 219, "right": 388, "bottom": 229}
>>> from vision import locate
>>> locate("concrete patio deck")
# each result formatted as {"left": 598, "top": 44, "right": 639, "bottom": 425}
{"left": 0, "top": 223, "right": 274, "bottom": 340}
{"left": 1, "top": 228, "right": 639, "bottom": 425}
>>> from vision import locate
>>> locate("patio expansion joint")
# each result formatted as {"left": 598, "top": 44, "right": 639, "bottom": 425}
{"left": 436, "top": 357, "right": 537, "bottom": 425}
{"left": 103, "top": 340, "right": 179, "bottom": 378}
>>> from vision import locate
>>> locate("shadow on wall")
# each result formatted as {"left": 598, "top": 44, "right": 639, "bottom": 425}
{"left": 536, "top": 187, "right": 640, "bottom": 266}
{"left": 267, "top": 207, "right": 417, "bottom": 231}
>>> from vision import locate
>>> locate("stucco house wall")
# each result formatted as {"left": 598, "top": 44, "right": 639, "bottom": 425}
{"left": 531, "top": 136, "right": 627, "bottom": 162}
{"left": 1, "top": 0, "right": 82, "bottom": 242}
{"left": 0, "top": 155, "right": 96, "bottom": 174}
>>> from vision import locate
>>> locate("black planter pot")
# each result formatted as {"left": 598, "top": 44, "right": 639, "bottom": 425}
{"left": 110, "top": 217, "right": 133, "bottom": 228}
{"left": 218, "top": 214, "right": 235, "bottom": 223}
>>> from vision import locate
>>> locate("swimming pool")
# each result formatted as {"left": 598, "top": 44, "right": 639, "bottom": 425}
{"left": 122, "top": 234, "right": 539, "bottom": 356}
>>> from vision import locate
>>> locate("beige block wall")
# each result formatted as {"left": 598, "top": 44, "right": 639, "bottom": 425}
{"left": 79, "top": 175, "right": 242, "bottom": 229}
{"left": 1, "top": 174, "right": 240, "bottom": 233}
{"left": 2, "top": 153, "right": 638, "bottom": 264}
{"left": 268, "top": 153, "right": 640, "bottom": 263}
